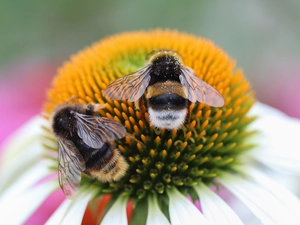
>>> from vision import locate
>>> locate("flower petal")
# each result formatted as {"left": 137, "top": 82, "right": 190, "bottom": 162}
{"left": 45, "top": 199, "right": 73, "bottom": 225}
{"left": 194, "top": 183, "right": 243, "bottom": 225}
{"left": 0, "top": 116, "right": 46, "bottom": 191}
{"left": 45, "top": 190, "right": 96, "bottom": 225}
{"left": 248, "top": 102, "right": 300, "bottom": 175}
{"left": 0, "top": 160, "right": 53, "bottom": 207}
{"left": 60, "top": 192, "right": 94, "bottom": 225}
{"left": 219, "top": 171, "right": 300, "bottom": 224}
{"left": 146, "top": 194, "right": 171, "bottom": 225}
{"left": 101, "top": 195, "right": 128, "bottom": 225}
{"left": 243, "top": 167, "right": 300, "bottom": 221}
{"left": 167, "top": 187, "right": 211, "bottom": 225}
{"left": 0, "top": 179, "right": 57, "bottom": 225}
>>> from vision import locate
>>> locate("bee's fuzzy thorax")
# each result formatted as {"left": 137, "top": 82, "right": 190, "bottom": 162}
{"left": 148, "top": 51, "right": 182, "bottom": 85}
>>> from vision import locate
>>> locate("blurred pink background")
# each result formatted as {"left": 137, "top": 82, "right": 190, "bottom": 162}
{"left": 0, "top": 62, "right": 56, "bottom": 147}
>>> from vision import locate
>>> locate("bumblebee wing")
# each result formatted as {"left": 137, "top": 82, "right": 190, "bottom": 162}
{"left": 57, "top": 138, "right": 85, "bottom": 199}
{"left": 179, "top": 68, "right": 224, "bottom": 107}
{"left": 103, "top": 66, "right": 152, "bottom": 102}
{"left": 74, "top": 113, "right": 126, "bottom": 148}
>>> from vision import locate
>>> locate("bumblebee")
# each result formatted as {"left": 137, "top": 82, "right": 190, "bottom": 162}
{"left": 104, "top": 50, "right": 224, "bottom": 130}
{"left": 51, "top": 103, "right": 128, "bottom": 198}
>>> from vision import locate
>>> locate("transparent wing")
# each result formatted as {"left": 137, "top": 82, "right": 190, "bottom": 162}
{"left": 57, "top": 138, "right": 85, "bottom": 199}
{"left": 103, "top": 66, "right": 152, "bottom": 102}
{"left": 179, "top": 68, "right": 224, "bottom": 107}
{"left": 74, "top": 113, "right": 127, "bottom": 148}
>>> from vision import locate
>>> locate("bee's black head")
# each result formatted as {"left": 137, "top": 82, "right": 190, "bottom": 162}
{"left": 52, "top": 106, "right": 77, "bottom": 138}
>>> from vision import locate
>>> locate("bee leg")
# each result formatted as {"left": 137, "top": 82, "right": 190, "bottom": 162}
{"left": 134, "top": 98, "right": 142, "bottom": 110}
{"left": 94, "top": 104, "right": 107, "bottom": 111}
{"left": 86, "top": 104, "right": 95, "bottom": 115}
{"left": 126, "top": 133, "right": 146, "bottom": 148}
{"left": 187, "top": 101, "right": 192, "bottom": 124}
{"left": 134, "top": 98, "right": 149, "bottom": 134}
{"left": 138, "top": 98, "right": 150, "bottom": 134}
{"left": 85, "top": 103, "right": 106, "bottom": 115}
{"left": 134, "top": 98, "right": 144, "bottom": 120}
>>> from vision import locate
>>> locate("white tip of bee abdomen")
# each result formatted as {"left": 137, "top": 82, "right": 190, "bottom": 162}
{"left": 148, "top": 108, "right": 187, "bottom": 130}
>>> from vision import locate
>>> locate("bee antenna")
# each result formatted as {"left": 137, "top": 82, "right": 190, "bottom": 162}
{"left": 65, "top": 96, "right": 82, "bottom": 104}
{"left": 146, "top": 49, "right": 159, "bottom": 59}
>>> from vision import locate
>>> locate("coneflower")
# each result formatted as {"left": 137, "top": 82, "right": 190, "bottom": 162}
{"left": 1, "top": 30, "right": 300, "bottom": 225}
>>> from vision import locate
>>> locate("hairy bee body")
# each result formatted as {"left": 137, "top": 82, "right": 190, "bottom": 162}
{"left": 52, "top": 104, "right": 87, "bottom": 139}
{"left": 51, "top": 103, "right": 128, "bottom": 198}
{"left": 84, "top": 142, "right": 128, "bottom": 182}
{"left": 146, "top": 80, "right": 189, "bottom": 129}
{"left": 148, "top": 51, "right": 182, "bottom": 85}
{"left": 104, "top": 50, "right": 224, "bottom": 130}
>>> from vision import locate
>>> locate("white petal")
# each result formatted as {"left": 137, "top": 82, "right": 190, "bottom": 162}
{"left": 45, "top": 190, "right": 96, "bottom": 225}
{"left": 244, "top": 167, "right": 300, "bottom": 221}
{"left": 45, "top": 199, "right": 73, "bottom": 225}
{"left": 146, "top": 195, "right": 171, "bottom": 225}
{"left": 0, "top": 180, "right": 57, "bottom": 225}
{"left": 219, "top": 172, "right": 300, "bottom": 225}
{"left": 0, "top": 116, "right": 48, "bottom": 191}
{"left": 167, "top": 187, "right": 211, "bottom": 225}
{"left": 101, "top": 195, "right": 128, "bottom": 225}
{"left": 194, "top": 183, "right": 243, "bottom": 225}
{"left": 253, "top": 150, "right": 300, "bottom": 176}
{"left": 248, "top": 102, "right": 300, "bottom": 175}
{"left": 249, "top": 102, "right": 300, "bottom": 126}
{"left": 0, "top": 160, "right": 53, "bottom": 207}
{"left": 60, "top": 191, "right": 94, "bottom": 225}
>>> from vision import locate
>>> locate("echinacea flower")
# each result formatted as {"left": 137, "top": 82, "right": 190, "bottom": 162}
{"left": 1, "top": 30, "right": 300, "bottom": 225}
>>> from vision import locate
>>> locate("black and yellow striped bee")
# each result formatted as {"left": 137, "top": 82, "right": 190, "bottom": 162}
{"left": 51, "top": 103, "right": 128, "bottom": 198}
{"left": 104, "top": 50, "right": 224, "bottom": 130}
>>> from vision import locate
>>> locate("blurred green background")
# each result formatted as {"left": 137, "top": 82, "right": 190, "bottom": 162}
{"left": 1, "top": 0, "right": 300, "bottom": 116}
